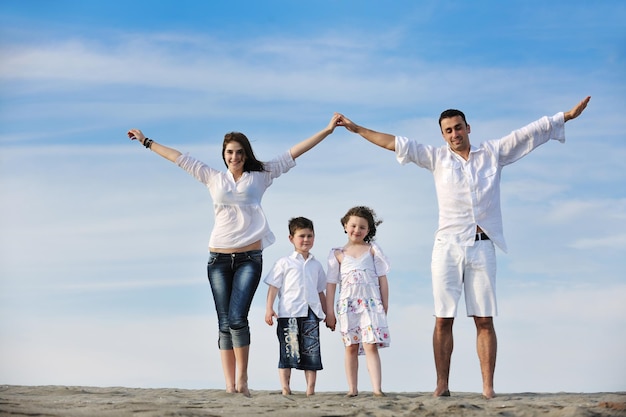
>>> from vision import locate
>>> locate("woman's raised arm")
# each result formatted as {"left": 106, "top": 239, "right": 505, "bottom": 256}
{"left": 127, "top": 128, "right": 182, "bottom": 162}
{"left": 289, "top": 113, "right": 340, "bottom": 159}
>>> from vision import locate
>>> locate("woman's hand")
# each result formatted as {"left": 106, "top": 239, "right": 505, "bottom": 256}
{"left": 127, "top": 128, "right": 146, "bottom": 143}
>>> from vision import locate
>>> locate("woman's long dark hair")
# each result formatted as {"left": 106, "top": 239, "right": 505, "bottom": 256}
{"left": 222, "top": 132, "right": 265, "bottom": 172}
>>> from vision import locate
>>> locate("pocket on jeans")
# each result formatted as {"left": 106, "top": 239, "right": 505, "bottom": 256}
{"left": 207, "top": 253, "right": 219, "bottom": 266}
{"left": 301, "top": 320, "right": 320, "bottom": 354}
{"left": 246, "top": 251, "right": 263, "bottom": 266}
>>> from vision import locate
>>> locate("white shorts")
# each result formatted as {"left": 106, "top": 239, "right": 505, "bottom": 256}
{"left": 431, "top": 236, "right": 497, "bottom": 318}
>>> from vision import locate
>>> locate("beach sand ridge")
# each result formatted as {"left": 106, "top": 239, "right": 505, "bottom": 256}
{"left": 1, "top": 385, "right": 625, "bottom": 416}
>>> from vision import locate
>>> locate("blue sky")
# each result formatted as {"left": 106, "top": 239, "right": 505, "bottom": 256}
{"left": 1, "top": 0, "right": 625, "bottom": 394}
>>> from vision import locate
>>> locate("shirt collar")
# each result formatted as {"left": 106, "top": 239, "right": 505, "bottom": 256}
{"left": 290, "top": 251, "right": 314, "bottom": 261}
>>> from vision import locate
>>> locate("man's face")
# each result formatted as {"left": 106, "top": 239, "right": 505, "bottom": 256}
{"left": 440, "top": 115, "right": 471, "bottom": 156}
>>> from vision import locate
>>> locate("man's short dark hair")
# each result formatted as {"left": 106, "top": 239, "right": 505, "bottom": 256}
{"left": 439, "top": 109, "right": 468, "bottom": 129}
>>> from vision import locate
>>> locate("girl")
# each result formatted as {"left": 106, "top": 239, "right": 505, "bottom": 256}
{"left": 127, "top": 114, "right": 340, "bottom": 397}
{"left": 326, "top": 206, "right": 390, "bottom": 397}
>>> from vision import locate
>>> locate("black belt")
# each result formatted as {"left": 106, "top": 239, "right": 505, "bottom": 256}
{"left": 475, "top": 233, "right": 490, "bottom": 241}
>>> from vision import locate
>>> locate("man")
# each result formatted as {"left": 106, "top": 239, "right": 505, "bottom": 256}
{"left": 335, "top": 96, "right": 590, "bottom": 399}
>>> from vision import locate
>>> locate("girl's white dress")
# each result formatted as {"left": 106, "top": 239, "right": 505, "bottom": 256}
{"left": 327, "top": 242, "right": 391, "bottom": 355}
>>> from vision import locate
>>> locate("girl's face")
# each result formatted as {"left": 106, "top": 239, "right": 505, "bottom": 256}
{"left": 224, "top": 141, "right": 246, "bottom": 173}
{"left": 344, "top": 215, "right": 369, "bottom": 244}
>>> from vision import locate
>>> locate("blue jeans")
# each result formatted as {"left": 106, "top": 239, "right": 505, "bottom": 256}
{"left": 207, "top": 250, "right": 263, "bottom": 350}
{"left": 276, "top": 308, "right": 323, "bottom": 371}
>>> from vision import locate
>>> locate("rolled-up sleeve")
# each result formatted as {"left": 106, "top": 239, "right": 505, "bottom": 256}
{"left": 395, "top": 136, "right": 437, "bottom": 171}
{"left": 175, "top": 153, "right": 216, "bottom": 184}
{"left": 265, "top": 151, "right": 297, "bottom": 179}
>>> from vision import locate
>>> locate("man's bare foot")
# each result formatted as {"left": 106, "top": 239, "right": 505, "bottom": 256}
{"left": 433, "top": 389, "right": 450, "bottom": 397}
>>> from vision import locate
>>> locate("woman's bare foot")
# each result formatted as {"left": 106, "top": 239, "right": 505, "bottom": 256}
{"left": 482, "top": 389, "right": 496, "bottom": 399}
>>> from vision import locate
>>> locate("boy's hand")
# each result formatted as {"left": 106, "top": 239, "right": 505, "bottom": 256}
{"left": 325, "top": 314, "right": 336, "bottom": 331}
{"left": 265, "top": 309, "right": 278, "bottom": 326}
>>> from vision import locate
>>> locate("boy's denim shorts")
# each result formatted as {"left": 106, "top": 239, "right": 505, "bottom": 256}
{"left": 276, "top": 308, "right": 323, "bottom": 371}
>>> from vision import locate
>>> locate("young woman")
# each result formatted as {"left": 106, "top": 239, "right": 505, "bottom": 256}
{"left": 127, "top": 113, "right": 339, "bottom": 396}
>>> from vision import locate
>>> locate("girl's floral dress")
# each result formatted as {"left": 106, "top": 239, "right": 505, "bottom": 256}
{"left": 327, "top": 242, "right": 390, "bottom": 355}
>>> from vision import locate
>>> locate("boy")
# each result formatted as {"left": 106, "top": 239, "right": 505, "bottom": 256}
{"left": 264, "top": 217, "right": 327, "bottom": 396}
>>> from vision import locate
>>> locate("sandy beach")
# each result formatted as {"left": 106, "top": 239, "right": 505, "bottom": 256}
{"left": 1, "top": 385, "right": 624, "bottom": 417}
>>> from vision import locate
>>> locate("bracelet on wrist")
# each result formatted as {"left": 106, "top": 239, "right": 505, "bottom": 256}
{"left": 143, "top": 138, "right": 153, "bottom": 149}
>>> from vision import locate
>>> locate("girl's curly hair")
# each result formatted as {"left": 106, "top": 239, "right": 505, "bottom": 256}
{"left": 341, "top": 205, "right": 382, "bottom": 243}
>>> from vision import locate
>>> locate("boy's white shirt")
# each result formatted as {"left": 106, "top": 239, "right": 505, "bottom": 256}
{"left": 263, "top": 251, "right": 326, "bottom": 320}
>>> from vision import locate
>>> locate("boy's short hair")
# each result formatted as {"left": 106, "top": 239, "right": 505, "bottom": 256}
{"left": 288, "top": 217, "right": 315, "bottom": 236}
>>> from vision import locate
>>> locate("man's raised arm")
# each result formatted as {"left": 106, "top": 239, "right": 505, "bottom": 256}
{"left": 564, "top": 96, "right": 591, "bottom": 122}
{"left": 336, "top": 114, "right": 396, "bottom": 151}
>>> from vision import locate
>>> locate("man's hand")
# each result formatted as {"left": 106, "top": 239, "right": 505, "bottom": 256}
{"left": 564, "top": 96, "right": 591, "bottom": 122}
{"left": 336, "top": 113, "right": 360, "bottom": 133}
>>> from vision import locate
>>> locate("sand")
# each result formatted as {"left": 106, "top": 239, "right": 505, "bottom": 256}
{"left": 1, "top": 385, "right": 625, "bottom": 416}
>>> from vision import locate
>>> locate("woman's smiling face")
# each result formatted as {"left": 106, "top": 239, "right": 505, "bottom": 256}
{"left": 224, "top": 142, "right": 246, "bottom": 173}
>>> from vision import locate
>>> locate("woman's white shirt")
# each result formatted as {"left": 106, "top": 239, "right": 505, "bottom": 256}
{"left": 176, "top": 150, "right": 296, "bottom": 250}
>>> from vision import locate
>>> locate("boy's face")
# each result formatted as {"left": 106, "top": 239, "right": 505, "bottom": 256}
{"left": 289, "top": 227, "right": 315, "bottom": 255}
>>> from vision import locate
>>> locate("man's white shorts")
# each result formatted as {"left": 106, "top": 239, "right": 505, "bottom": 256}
{"left": 431, "top": 236, "right": 497, "bottom": 318}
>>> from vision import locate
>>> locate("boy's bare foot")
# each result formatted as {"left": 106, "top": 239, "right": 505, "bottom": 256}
{"left": 237, "top": 383, "right": 251, "bottom": 398}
